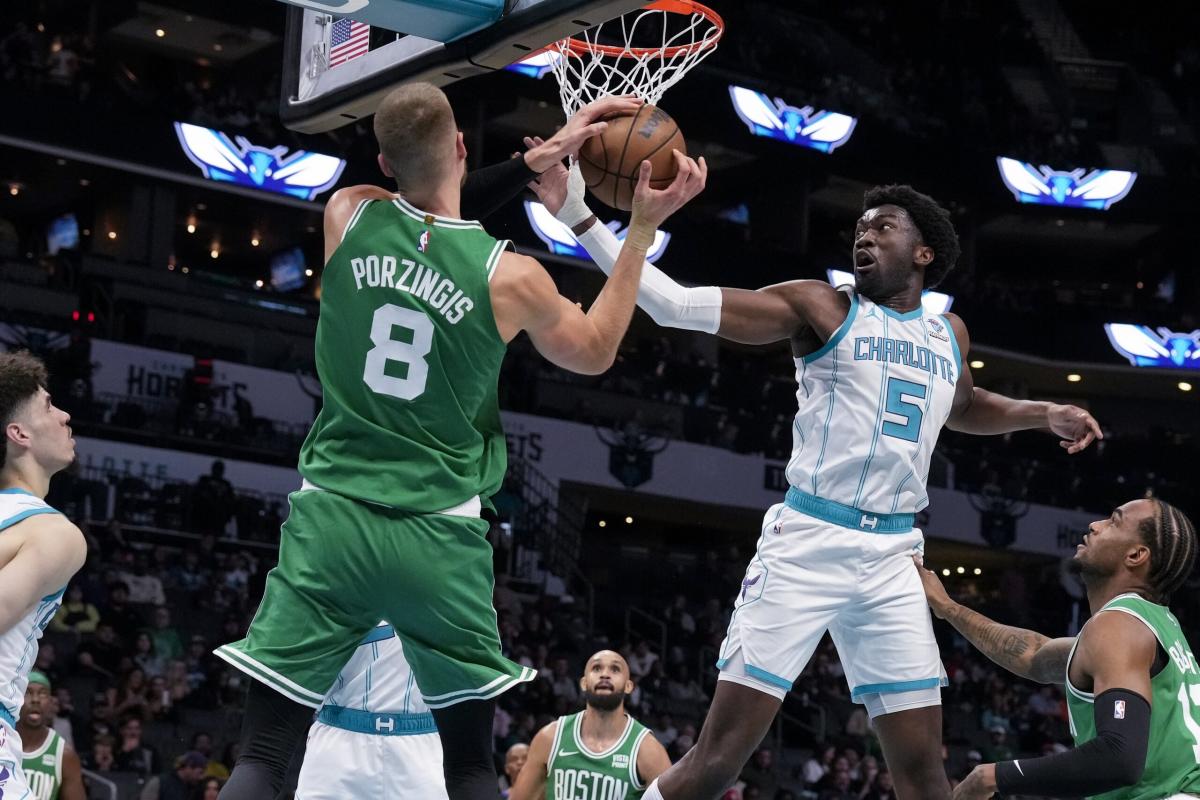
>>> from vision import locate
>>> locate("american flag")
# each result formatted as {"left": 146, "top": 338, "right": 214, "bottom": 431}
{"left": 329, "top": 18, "right": 370, "bottom": 67}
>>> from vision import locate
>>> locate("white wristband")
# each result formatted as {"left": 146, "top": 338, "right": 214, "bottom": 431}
{"left": 554, "top": 163, "right": 595, "bottom": 228}
{"left": 575, "top": 220, "right": 722, "bottom": 334}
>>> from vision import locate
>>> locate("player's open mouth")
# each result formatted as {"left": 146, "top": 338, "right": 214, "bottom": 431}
{"left": 854, "top": 250, "right": 876, "bottom": 270}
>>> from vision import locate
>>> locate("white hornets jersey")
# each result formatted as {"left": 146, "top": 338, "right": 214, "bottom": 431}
{"left": 317, "top": 622, "right": 435, "bottom": 736}
{"left": 0, "top": 489, "right": 65, "bottom": 725}
{"left": 785, "top": 290, "right": 960, "bottom": 522}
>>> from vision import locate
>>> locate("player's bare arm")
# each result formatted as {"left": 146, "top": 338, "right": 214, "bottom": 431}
{"left": 492, "top": 151, "right": 707, "bottom": 374}
{"left": 0, "top": 515, "right": 85, "bottom": 633}
{"left": 508, "top": 721, "right": 557, "bottom": 800}
{"left": 636, "top": 732, "right": 673, "bottom": 786}
{"left": 942, "top": 313, "right": 1103, "bottom": 453}
{"left": 914, "top": 558, "right": 1073, "bottom": 684}
{"left": 954, "top": 611, "right": 1156, "bottom": 800}
{"left": 322, "top": 184, "right": 398, "bottom": 263}
{"left": 60, "top": 743, "right": 87, "bottom": 800}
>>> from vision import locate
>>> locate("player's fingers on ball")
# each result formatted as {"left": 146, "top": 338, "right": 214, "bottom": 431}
{"left": 635, "top": 160, "right": 653, "bottom": 191}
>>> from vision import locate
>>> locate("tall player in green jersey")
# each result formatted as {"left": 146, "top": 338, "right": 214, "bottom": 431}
{"left": 510, "top": 650, "right": 672, "bottom": 800}
{"left": 17, "top": 673, "right": 85, "bottom": 800}
{"left": 916, "top": 497, "right": 1200, "bottom": 800}
{"left": 216, "top": 83, "right": 707, "bottom": 800}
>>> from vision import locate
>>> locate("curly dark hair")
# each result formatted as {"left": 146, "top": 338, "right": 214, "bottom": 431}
{"left": 863, "top": 184, "right": 961, "bottom": 288}
{"left": 0, "top": 350, "right": 48, "bottom": 469}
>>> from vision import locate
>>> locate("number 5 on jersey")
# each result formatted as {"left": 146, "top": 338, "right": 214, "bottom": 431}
{"left": 882, "top": 377, "right": 927, "bottom": 442}
{"left": 363, "top": 304, "right": 433, "bottom": 400}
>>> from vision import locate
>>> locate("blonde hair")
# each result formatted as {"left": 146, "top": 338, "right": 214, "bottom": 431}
{"left": 373, "top": 82, "right": 457, "bottom": 192}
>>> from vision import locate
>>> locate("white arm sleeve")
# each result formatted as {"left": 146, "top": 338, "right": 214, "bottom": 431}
{"left": 555, "top": 163, "right": 722, "bottom": 333}
{"left": 574, "top": 222, "right": 722, "bottom": 333}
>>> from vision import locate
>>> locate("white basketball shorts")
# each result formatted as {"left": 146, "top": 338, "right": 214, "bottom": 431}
{"left": 295, "top": 721, "right": 448, "bottom": 799}
{"left": 716, "top": 501, "right": 946, "bottom": 716}
{"left": 0, "top": 717, "right": 32, "bottom": 800}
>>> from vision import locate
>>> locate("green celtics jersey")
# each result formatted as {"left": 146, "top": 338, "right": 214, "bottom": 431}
{"left": 546, "top": 711, "right": 652, "bottom": 800}
{"left": 1065, "top": 593, "right": 1200, "bottom": 800}
{"left": 299, "top": 196, "right": 510, "bottom": 512}
{"left": 22, "top": 728, "right": 65, "bottom": 800}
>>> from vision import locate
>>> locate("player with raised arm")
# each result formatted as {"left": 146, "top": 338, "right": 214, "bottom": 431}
{"left": 530, "top": 164, "right": 1102, "bottom": 799}
{"left": 917, "top": 498, "right": 1200, "bottom": 800}
{"left": 0, "top": 352, "right": 88, "bottom": 800}
{"left": 509, "top": 650, "right": 672, "bottom": 800}
{"left": 216, "top": 85, "right": 706, "bottom": 800}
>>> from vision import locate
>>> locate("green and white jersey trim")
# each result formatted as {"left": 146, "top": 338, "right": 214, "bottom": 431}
{"left": 1066, "top": 593, "right": 1171, "bottom": 706}
{"left": 213, "top": 644, "right": 327, "bottom": 708}
{"left": 391, "top": 196, "right": 485, "bottom": 230}
{"left": 342, "top": 198, "right": 375, "bottom": 239}
{"left": 420, "top": 666, "right": 536, "bottom": 709}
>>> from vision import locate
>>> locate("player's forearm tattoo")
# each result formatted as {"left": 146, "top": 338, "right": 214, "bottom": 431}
{"left": 943, "top": 603, "right": 1050, "bottom": 680}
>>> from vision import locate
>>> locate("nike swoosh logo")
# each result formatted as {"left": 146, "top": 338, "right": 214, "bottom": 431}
{"left": 558, "top": 751, "right": 578, "bottom": 757}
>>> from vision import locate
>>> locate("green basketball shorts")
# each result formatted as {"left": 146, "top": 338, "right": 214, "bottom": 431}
{"left": 215, "top": 487, "right": 535, "bottom": 708}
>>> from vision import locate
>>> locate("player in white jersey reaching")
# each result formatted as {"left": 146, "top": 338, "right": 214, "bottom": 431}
{"left": 295, "top": 622, "right": 445, "bottom": 799}
{"left": 0, "top": 352, "right": 88, "bottom": 800}
{"left": 532, "top": 165, "right": 1102, "bottom": 799}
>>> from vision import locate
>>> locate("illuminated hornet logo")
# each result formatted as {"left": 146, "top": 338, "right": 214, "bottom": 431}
{"left": 505, "top": 50, "right": 563, "bottom": 79}
{"left": 523, "top": 201, "right": 670, "bottom": 263}
{"left": 1105, "top": 324, "right": 1200, "bottom": 369}
{"left": 996, "top": 157, "right": 1136, "bottom": 210}
{"left": 728, "top": 85, "right": 857, "bottom": 153}
{"left": 174, "top": 122, "right": 346, "bottom": 200}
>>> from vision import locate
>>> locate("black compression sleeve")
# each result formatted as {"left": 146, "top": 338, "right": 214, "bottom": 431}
{"left": 460, "top": 155, "right": 537, "bottom": 221}
{"left": 994, "top": 688, "right": 1150, "bottom": 796}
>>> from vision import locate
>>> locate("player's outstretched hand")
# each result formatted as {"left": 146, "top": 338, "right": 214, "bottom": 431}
{"left": 630, "top": 150, "right": 707, "bottom": 231}
{"left": 952, "top": 764, "right": 998, "bottom": 800}
{"left": 911, "top": 555, "right": 954, "bottom": 620}
{"left": 524, "top": 136, "right": 570, "bottom": 215}
{"left": 524, "top": 95, "right": 643, "bottom": 173}
{"left": 1048, "top": 403, "right": 1103, "bottom": 454}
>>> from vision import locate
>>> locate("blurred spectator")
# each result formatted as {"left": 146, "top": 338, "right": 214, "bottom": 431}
{"left": 200, "top": 777, "right": 224, "bottom": 800}
{"left": 121, "top": 551, "right": 166, "bottom": 606}
{"left": 114, "top": 716, "right": 158, "bottom": 776}
{"left": 139, "top": 750, "right": 207, "bottom": 800}
{"left": 627, "top": 640, "right": 659, "bottom": 680}
{"left": 150, "top": 606, "right": 185, "bottom": 662}
{"left": 134, "top": 632, "right": 165, "bottom": 678}
{"left": 500, "top": 742, "right": 528, "bottom": 798}
{"left": 50, "top": 584, "right": 100, "bottom": 635}
{"left": 739, "top": 748, "right": 779, "bottom": 799}
{"left": 980, "top": 726, "right": 1014, "bottom": 763}
{"left": 76, "top": 622, "right": 122, "bottom": 677}
{"left": 191, "top": 732, "right": 228, "bottom": 780}
{"left": 83, "top": 734, "right": 116, "bottom": 773}
{"left": 104, "top": 582, "right": 145, "bottom": 645}
{"left": 191, "top": 461, "right": 236, "bottom": 535}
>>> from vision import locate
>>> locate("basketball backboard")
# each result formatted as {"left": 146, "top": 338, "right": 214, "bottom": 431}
{"left": 280, "top": 0, "right": 646, "bottom": 133}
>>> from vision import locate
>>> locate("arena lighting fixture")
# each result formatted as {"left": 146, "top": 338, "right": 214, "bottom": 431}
{"left": 729, "top": 85, "right": 857, "bottom": 153}
{"left": 255, "top": 279, "right": 264, "bottom": 288}
{"left": 107, "top": 231, "right": 117, "bottom": 240}
{"left": 174, "top": 122, "right": 346, "bottom": 200}
{"left": 250, "top": 234, "right": 261, "bottom": 247}
{"left": 1104, "top": 324, "right": 1200, "bottom": 370}
{"left": 956, "top": 567, "right": 965, "bottom": 574}
{"left": 941, "top": 569, "right": 950, "bottom": 577}
{"left": 155, "top": 28, "right": 166, "bottom": 38}
{"left": 1067, "top": 373, "right": 1082, "bottom": 383}
{"left": 826, "top": 269, "right": 953, "bottom": 314}
{"left": 969, "top": 360, "right": 984, "bottom": 369}
{"left": 625, "top": 516, "right": 633, "bottom": 524}
{"left": 1180, "top": 382, "right": 1194, "bottom": 392}
{"left": 973, "top": 568, "right": 982, "bottom": 575}
{"left": 304, "top": 268, "right": 314, "bottom": 277}
{"left": 524, "top": 201, "right": 670, "bottom": 263}
{"left": 505, "top": 50, "right": 563, "bottom": 79}
{"left": 996, "top": 157, "right": 1136, "bottom": 210}
{"left": 598, "top": 520, "right": 607, "bottom": 528}
{"left": 210, "top": 248, "right": 220, "bottom": 259}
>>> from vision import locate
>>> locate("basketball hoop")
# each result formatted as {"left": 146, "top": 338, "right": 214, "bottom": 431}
{"left": 548, "top": 0, "right": 724, "bottom": 118}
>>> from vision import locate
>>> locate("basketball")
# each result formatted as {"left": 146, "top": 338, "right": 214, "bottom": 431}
{"left": 578, "top": 104, "right": 687, "bottom": 211}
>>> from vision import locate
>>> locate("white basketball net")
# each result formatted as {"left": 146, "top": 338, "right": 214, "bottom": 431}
{"left": 549, "top": 4, "right": 722, "bottom": 118}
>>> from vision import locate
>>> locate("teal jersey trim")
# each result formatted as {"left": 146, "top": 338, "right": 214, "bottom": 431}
{"left": 785, "top": 486, "right": 914, "bottom": 533}
{"left": 851, "top": 677, "right": 945, "bottom": 698}
{"left": 801, "top": 291, "right": 859, "bottom": 364}
{"left": 317, "top": 705, "right": 437, "bottom": 736}
{"left": 359, "top": 625, "right": 395, "bottom": 646}
{"left": 877, "top": 303, "right": 923, "bottom": 322}
{"left": 0, "top": 488, "right": 34, "bottom": 496}
{"left": 745, "top": 664, "right": 794, "bottom": 690}
{"left": 0, "top": 508, "right": 60, "bottom": 532}
{"left": 941, "top": 314, "right": 962, "bottom": 375}
{"left": 0, "top": 705, "right": 13, "bottom": 728}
